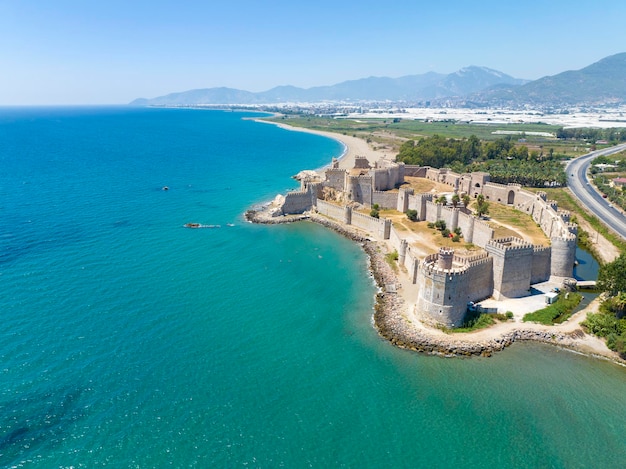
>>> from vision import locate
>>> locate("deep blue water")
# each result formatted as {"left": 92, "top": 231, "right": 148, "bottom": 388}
{"left": 1, "top": 107, "right": 625, "bottom": 468}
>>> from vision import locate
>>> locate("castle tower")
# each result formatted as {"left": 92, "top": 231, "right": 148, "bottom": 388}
{"left": 485, "top": 237, "right": 534, "bottom": 300}
{"left": 343, "top": 205, "right": 352, "bottom": 225}
{"left": 438, "top": 248, "right": 454, "bottom": 270}
{"left": 550, "top": 235, "right": 577, "bottom": 278}
{"left": 397, "top": 187, "right": 414, "bottom": 213}
{"left": 450, "top": 208, "right": 459, "bottom": 232}
{"left": 347, "top": 175, "right": 357, "bottom": 201}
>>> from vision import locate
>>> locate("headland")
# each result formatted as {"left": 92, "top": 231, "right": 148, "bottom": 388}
{"left": 247, "top": 120, "right": 624, "bottom": 364}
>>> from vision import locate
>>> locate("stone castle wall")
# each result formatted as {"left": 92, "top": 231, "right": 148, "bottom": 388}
{"left": 531, "top": 246, "right": 552, "bottom": 284}
{"left": 348, "top": 176, "right": 373, "bottom": 206}
{"left": 274, "top": 162, "right": 577, "bottom": 328}
{"left": 404, "top": 165, "right": 427, "bottom": 178}
{"left": 372, "top": 191, "right": 399, "bottom": 209}
{"left": 351, "top": 211, "right": 391, "bottom": 239}
{"left": 325, "top": 169, "right": 346, "bottom": 191}
{"left": 316, "top": 199, "right": 345, "bottom": 220}
{"left": 371, "top": 163, "right": 404, "bottom": 191}
{"left": 280, "top": 183, "right": 320, "bottom": 214}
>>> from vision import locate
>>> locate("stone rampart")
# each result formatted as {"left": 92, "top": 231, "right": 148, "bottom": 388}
{"left": 396, "top": 187, "right": 414, "bottom": 213}
{"left": 404, "top": 165, "right": 427, "bottom": 177}
{"left": 531, "top": 245, "right": 551, "bottom": 284}
{"left": 471, "top": 217, "right": 495, "bottom": 247}
{"left": 389, "top": 225, "right": 403, "bottom": 252}
{"left": 316, "top": 199, "right": 345, "bottom": 220}
{"left": 404, "top": 247, "right": 420, "bottom": 283}
{"left": 325, "top": 168, "right": 346, "bottom": 191}
{"left": 372, "top": 191, "right": 399, "bottom": 209}
{"left": 281, "top": 190, "right": 313, "bottom": 214}
{"left": 407, "top": 193, "right": 432, "bottom": 220}
{"left": 351, "top": 211, "right": 391, "bottom": 239}
{"left": 371, "top": 163, "right": 404, "bottom": 191}
{"left": 348, "top": 176, "right": 373, "bottom": 206}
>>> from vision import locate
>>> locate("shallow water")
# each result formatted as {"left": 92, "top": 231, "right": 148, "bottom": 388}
{"left": 1, "top": 107, "right": 624, "bottom": 468}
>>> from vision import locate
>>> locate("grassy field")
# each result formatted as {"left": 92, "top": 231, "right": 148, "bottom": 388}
{"left": 475, "top": 202, "right": 549, "bottom": 245}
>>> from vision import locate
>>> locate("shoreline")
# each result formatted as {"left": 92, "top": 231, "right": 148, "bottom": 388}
{"left": 253, "top": 116, "right": 389, "bottom": 170}
{"left": 245, "top": 117, "right": 625, "bottom": 365}
{"left": 246, "top": 208, "right": 625, "bottom": 364}
{"left": 243, "top": 116, "right": 626, "bottom": 364}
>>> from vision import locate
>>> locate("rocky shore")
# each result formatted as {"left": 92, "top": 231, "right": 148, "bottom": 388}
{"left": 246, "top": 207, "right": 623, "bottom": 361}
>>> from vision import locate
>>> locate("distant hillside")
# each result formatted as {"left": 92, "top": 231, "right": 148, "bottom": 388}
{"left": 129, "top": 66, "right": 526, "bottom": 106}
{"left": 472, "top": 53, "right": 626, "bottom": 106}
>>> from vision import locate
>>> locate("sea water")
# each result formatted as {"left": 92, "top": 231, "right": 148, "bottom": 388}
{"left": 1, "top": 107, "right": 625, "bottom": 468}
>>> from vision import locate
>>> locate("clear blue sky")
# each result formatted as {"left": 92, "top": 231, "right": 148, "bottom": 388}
{"left": 1, "top": 0, "right": 625, "bottom": 105}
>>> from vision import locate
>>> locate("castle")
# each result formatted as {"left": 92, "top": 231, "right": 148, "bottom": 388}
{"left": 271, "top": 158, "right": 577, "bottom": 327}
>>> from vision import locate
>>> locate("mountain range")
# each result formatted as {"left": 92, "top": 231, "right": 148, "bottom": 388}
{"left": 131, "top": 53, "right": 626, "bottom": 107}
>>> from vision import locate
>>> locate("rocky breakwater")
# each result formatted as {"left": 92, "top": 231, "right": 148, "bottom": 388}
{"left": 244, "top": 207, "right": 309, "bottom": 225}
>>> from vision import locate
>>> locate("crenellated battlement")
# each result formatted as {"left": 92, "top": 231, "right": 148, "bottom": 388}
{"left": 546, "top": 200, "right": 559, "bottom": 211}
{"left": 354, "top": 155, "right": 371, "bottom": 168}
{"left": 453, "top": 251, "right": 490, "bottom": 266}
{"left": 558, "top": 209, "right": 571, "bottom": 220}
{"left": 552, "top": 234, "right": 577, "bottom": 243}
{"left": 486, "top": 237, "right": 534, "bottom": 253}
{"left": 325, "top": 168, "right": 346, "bottom": 175}
{"left": 422, "top": 265, "right": 469, "bottom": 277}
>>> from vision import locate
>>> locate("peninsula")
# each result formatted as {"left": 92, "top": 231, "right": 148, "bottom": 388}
{"left": 247, "top": 121, "right": 623, "bottom": 364}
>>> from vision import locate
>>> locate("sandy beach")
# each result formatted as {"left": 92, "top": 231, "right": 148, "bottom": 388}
{"left": 249, "top": 119, "right": 624, "bottom": 364}
{"left": 255, "top": 118, "right": 389, "bottom": 170}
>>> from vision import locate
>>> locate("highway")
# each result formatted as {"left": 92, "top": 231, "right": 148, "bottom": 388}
{"left": 565, "top": 143, "right": 626, "bottom": 240}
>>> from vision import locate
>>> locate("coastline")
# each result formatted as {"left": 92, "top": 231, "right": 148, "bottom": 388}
{"left": 245, "top": 122, "right": 625, "bottom": 365}
{"left": 246, "top": 208, "right": 625, "bottom": 364}
{"left": 253, "top": 116, "right": 389, "bottom": 170}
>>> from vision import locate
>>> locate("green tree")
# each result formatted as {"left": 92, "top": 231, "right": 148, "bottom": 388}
{"left": 597, "top": 253, "right": 626, "bottom": 296}
{"left": 406, "top": 209, "right": 418, "bottom": 221}
{"left": 436, "top": 195, "right": 447, "bottom": 205}
{"left": 475, "top": 194, "right": 489, "bottom": 217}
{"left": 451, "top": 193, "right": 460, "bottom": 208}
{"left": 370, "top": 204, "right": 380, "bottom": 219}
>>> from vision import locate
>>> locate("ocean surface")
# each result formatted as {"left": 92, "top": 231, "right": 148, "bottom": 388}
{"left": 1, "top": 107, "right": 625, "bottom": 468}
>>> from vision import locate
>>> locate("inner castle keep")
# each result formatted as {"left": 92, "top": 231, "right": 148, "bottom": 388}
{"left": 272, "top": 158, "right": 577, "bottom": 327}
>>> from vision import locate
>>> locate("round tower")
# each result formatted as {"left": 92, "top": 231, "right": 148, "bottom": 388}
{"left": 550, "top": 236, "right": 577, "bottom": 278}
{"left": 347, "top": 176, "right": 357, "bottom": 201}
{"left": 438, "top": 248, "right": 454, "bottom": 270}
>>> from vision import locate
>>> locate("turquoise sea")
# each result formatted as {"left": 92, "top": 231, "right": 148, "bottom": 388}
{"left": 1, "top": 107, "right": 625, "bottom": 468}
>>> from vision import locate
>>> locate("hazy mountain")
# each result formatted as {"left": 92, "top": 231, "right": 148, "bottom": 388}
{"left": 129, "top": 66, "right": 526, "bottom": 105}
{"left": 472, "top": 52, "right": 626, "bottom": 106}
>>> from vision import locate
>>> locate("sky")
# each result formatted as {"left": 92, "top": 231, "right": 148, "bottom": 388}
{"left": 1, "top": 0, "right": 625, "bottom": 105}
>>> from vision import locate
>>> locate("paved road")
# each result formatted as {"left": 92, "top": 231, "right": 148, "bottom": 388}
{"left": 565, "top": 143, "right": 626, "bottom": 240}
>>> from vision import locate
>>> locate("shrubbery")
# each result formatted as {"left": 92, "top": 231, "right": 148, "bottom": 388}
{"left": 523, "top": 293, "right": 582, "bottom": 324}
